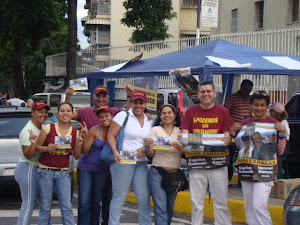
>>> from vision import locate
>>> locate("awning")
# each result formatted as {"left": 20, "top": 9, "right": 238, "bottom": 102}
{"left": 181, "top": 30, "right": 210, "bottom": 35}
{"left": 85, "top": 18, "right": 110, "bottom": 25}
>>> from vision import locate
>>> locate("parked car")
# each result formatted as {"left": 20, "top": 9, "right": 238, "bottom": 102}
{"left": 0, "top": 107, "right": 74, "bottom": 194}
{"left": 284, "top": 184, "right": 300, "bottom": 225}
{"left": 285, "top": 91, "right": 300, "bottom": 178}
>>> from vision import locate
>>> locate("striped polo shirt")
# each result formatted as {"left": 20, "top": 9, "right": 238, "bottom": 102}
{"left": 223, "top": 91, "right": 251, "bottom": 123}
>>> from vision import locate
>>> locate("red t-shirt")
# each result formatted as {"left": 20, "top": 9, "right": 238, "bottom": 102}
{"left": 180, "top": 104, "right": 233, "bottom": 134}
{"left": 38, "top": 124, "right": 77, "bottom": 168}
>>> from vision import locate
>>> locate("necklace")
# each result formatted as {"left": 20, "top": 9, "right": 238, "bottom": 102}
{"left": 161, "top": 125, "right": 174, "bottom": 137}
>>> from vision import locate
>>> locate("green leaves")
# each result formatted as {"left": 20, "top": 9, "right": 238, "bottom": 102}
{"left": 121, "top": 0, "right": 176, "bottom": 43}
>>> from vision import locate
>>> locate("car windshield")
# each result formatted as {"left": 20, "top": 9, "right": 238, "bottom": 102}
{"left": 0, "top": 114, "right": 57, "bottom": 138}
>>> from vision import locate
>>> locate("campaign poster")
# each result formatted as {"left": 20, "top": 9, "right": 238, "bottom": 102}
{"left": 153, "top": 136, "right": 172, "bottom": 150}
{"left": 53, "top": 136, "right": 72, "bottom": 155}
{"left": 236, "top": 123, "right": 278, "bottom": 182}
{"left": 180, "top": 133, "right": 229, "bottom": 170}
{"left": 169, "top": 67, "right": 200, "bottom": 104}
{"left": 69, "top": 78, "right": 88, "bottom": 90}
{"left": 120, "top": 150, "right": 137, "bottom": 164}
{"left": 132, "top": 86, "right": 157, "bottom": 111}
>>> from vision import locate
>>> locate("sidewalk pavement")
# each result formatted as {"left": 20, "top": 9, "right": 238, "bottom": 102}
{"left": 125, "top": 175, "right": 285, "bottom": 225}
{"left": 73, "top": 170, "right": 285, "bottom": 225}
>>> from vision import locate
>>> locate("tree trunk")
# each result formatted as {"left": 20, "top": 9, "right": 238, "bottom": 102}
{"left": 65, "top": 0, "right": 77, "bottom": 89}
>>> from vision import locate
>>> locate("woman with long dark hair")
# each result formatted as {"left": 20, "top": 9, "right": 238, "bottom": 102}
{"left": 145, "top": 104, "right": 185, "bottom": 225}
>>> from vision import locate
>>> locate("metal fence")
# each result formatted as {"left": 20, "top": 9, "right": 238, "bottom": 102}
{"left": 46, "top": 27, "right": 300, "bottom": 103}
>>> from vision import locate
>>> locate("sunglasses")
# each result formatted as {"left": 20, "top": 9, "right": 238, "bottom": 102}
{"left": 252, "top": 91, "right": 268, "bottom": 96}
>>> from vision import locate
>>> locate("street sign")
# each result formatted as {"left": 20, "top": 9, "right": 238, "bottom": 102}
{"left": 201, "top": 0, "right": 219, "bottom": 27}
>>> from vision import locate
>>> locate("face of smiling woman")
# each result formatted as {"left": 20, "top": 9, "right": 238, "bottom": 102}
{"left": 251, "top": 98, "right": 268, "bottom": 120}
{"left": 98, "top": 111, "right": 112, "bottom": 127}
{"left": 131, "top": 99, "right": 146, "bottom": 116}
{"left": 58, "top": 103, "right": 73, "bottom": 124}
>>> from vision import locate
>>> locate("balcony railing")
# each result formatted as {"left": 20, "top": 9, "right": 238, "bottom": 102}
{"left": 182, "top": 0, "right": 198, "bottom": 8}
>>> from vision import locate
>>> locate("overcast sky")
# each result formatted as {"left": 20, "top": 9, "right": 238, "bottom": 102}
{"left": 77, "top": 0, "right": 89, "bottom": 49}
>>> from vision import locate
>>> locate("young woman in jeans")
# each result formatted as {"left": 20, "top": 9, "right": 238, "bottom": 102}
{"left": 14, "top": 102, "right": 50, "bottom": 225}
{"left": 107, "top": 90, "right": 153, "bottom": 225}
{"left": 35, "top": 102, "right": 84, "bottom": 225}
{"left": 77, "top": 105, "right": 113, "bottom": 225}
{"left": 146, "top": 104, "right": 185, "bottom": 225}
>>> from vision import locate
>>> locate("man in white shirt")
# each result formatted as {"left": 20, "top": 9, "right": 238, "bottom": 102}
{"left": 6, "top": 96, "right": 26, "bottom": 106}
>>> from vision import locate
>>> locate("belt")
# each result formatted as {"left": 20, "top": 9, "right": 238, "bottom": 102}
{"left": 40, "top": 168, "right": 68, "bottom": 171}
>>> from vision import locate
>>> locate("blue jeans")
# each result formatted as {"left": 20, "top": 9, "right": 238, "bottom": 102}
{"left": 14, "top": 162, "right": 39, "bottom": 225}
{"left": 37, "top": 168, "right": 74, "bottom": 225}
{"left": 77, "top": 168, "right": 108, "bottom": 225}
{"left": 149, "top": 167, "right": 177, "bottom": 225}
{"left": 109, "top": 162, "right": 151, "bottom": 225}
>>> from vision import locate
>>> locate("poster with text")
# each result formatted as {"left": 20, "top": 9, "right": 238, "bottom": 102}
{"left": 235, "top": 123, "right": 278, "bottom": 182}
{"left": 132, "top": 86, "right": 157, "bottom": 111}
{"left": 180, "top": 133, "right": 229, "bottom": 170}
{"left": 169, "top": 67, "right": 200, "bottom": 104}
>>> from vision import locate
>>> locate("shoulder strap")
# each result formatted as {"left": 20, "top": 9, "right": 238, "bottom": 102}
{"left": 122, "top": 111, "right": 130, "bottom": 128}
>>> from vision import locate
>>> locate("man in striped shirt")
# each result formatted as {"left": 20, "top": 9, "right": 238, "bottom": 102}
{"left": 224, "top": 79, "right": 253, "bottom": 185}
{"left": 224, "top": 79, "right": 253, "bottom": 123}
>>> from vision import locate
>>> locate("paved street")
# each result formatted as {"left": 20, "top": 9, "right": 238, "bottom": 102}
{"left": 0, "top": 187, "right": 245, "bottom": 224}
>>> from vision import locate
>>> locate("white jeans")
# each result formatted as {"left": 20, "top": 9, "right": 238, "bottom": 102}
{"left": 189, "top": 166, "right": 232, "bottom": 225}
{"left": 241, "top": 181, "right": 273, "bottom": 225}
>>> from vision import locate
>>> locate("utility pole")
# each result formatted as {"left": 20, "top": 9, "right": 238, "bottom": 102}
{"left": 196, "top": 0, "right": 201, "bottom": 45}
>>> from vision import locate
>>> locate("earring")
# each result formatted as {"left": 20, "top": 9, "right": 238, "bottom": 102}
{"left": 160, "top": 121, "right": 163, "bottom": 126}
{"left": 173, "top": 120, "right": 176, "bottom": 125}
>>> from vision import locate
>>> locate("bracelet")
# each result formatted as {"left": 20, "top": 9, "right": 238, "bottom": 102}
{"left": 279, "top": 132, "right": 286, "bottom": 139}
{"left": 127, "top": 95, "right": 131, "bottom": 98}
{"left": 112, "top": 149, "right": 118, "bottom": 153}
{"left": 145, "top": 145, "right": 150, "bottom": 150}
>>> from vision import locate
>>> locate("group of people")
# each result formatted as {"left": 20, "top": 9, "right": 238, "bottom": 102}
{"left": 15, "top": 79, "right": 289, "bottom": 225}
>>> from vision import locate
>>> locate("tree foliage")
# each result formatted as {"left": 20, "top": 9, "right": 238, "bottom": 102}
{"left": 0, "top": 0, "right": 68, "bottom": 98}
{"left": 121, "top": 0, "right": 177, "bottom": 43}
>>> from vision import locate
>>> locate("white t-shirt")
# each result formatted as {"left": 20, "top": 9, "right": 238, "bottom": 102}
{"left": 18, "top": 120, "right": 41, "bottom": 166}
{"left": 113, "top": 109, "right": 153, "bottom": 162}
{"left": 7, "top": 98, "right": 26, "bottom": 106}
{"left": 281, "top": 119, "right": 290, "bottom": 141}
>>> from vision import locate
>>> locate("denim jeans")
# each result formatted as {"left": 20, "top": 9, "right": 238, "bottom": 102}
{"left": 14, "top": 162, "right": 39, "bottom": 225}
{"left": 101, "top": 170, "right": 112, "bottom": 225}
{"left": 37, "top": 168, "right": 74, "bottom": 225}
{"left": 77, "top": 168, "right": 108, "bottom": 225}
{"left": 109, "top": 162, "right": 151, "bottom": 225}
{"left": 149, "top": 166, "right": 177, "bottom": 225}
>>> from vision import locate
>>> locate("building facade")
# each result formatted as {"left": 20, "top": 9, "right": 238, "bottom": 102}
{"left": 212, "top": 0, "right": 299, "bottom": 34}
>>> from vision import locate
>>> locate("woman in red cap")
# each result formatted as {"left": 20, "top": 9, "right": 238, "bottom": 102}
{"left": 35, "top": 102, "right": 84, "bottom": 225}
{"left": 108, "top": 90, "right": 153, "bottom": 225}
{"left": 14, "top": 101, "right": 52, "bottom": 225}
{"left": 77, "top": 105, "right": 113, "bottom": 225}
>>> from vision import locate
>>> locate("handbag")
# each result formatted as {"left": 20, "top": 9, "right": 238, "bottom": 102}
{"left": 154, "top": 167, "right": 188, "bottom": 193}
{"left": 99, "top": 111, "right": 129, "bottom": 164}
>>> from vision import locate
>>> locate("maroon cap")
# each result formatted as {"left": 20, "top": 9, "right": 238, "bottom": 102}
{"left": 131, "top": 90, "right": 147, "bottom": 102}
{"left": 93, "top": 85, "right": 109, "bottom": 95}
{"left": 96, "top": 105, "right": 112, "bottom": 114}
{"left": 31, "top": 102, "right": 50, "bottom": 110}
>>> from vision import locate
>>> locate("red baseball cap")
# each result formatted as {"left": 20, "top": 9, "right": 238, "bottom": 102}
{"left": 268, "top": 102, "right": 285, "bottom": 113}
{"left": 93, "top": 85, "right": 109, "bottom": 95}
{"left": 31, "top": 101, "right": 50, "bottom": 110}
{"left": 96, "top": 105, "right": 112, "bottom": 114}
{"left": 131, "top": 90, "right": 147, "bottom": 102}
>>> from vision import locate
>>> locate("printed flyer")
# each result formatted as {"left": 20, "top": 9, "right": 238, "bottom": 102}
{"left": 153, "top": 136, "right": 172, "bottom": 150}
{"left": 69, "top": 78, "right": 88, "bottom": 90}
{"left": 120, "top": 150, "right": 137, "bottom": 164}
{"left": 180, "top": 133, "right": 229, "bottom": 170}
{"left": 53, "top": 136, "right": 72, "bottom": 155}
{"left": 235, "top": 123, "right": 278, "bottom": 182}
{"left": 169, "top": 67, "right": 200, "bottom": 104}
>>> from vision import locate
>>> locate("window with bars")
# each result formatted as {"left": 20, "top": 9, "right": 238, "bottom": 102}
{"left": 182, "top": 0, "right": 198, "bottom": 7}
{"left": 254, "top": 1, "right": 264, "bottom": 30}
{"left": 231, "top": 9, "right": 238, "bottom": 33}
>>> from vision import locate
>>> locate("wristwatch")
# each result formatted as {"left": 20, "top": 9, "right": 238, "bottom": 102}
{"left": 112, "top": 149, "right": 118, "bottom": 153}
